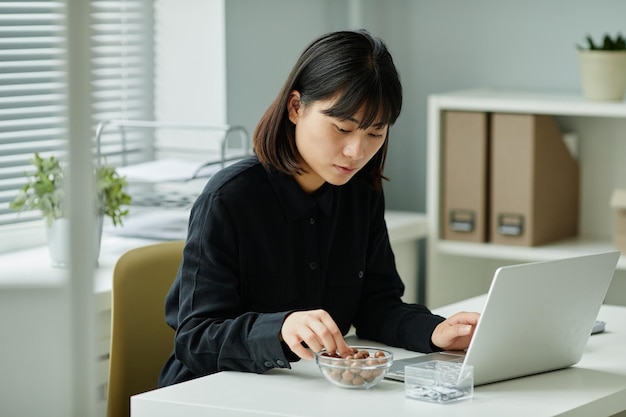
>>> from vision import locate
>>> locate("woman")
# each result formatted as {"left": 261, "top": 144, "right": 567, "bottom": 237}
{"left": 158, "top": 29, "right": 479, "bottom": 387}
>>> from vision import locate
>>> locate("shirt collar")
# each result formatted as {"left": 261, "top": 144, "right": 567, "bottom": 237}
{"left": 268, "top": 169, "right": 334, "bottom": 222}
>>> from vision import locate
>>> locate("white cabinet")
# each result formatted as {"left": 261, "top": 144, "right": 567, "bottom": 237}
{"left": 426, "top": 88, "right": 626, "bottom": 308}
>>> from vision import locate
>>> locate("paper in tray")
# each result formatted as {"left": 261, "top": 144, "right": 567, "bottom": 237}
{"left": 104, "top": 210, "right": 189, "bottom": 240}
{"left": 117, "top": 158, "right": 230, "bottom": 183}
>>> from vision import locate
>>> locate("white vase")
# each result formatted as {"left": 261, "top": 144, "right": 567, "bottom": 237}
{"left": 46, "top": 217, "right": 103, "bottom": 268}
{"left": 578, "top": 50, "right": 626, "bottom": 101}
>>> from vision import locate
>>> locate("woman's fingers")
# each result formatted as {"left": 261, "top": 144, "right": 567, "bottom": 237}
{"left": 281, "top": 309, "right": 349, "bottom": 359}
{"left": 431, "top": 311, "right": 481, "bottom": 351}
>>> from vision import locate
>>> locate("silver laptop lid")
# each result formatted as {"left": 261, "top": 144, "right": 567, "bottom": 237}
{"left": 464, "top": 251, "right": 620, "bottom": 385}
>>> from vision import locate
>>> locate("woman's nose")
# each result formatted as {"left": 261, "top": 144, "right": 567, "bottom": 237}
{"left": 343, "top": 135, "right": 365, "bottom": 160}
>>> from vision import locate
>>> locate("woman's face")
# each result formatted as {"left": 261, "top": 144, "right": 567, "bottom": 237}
{"left": 288, "top": 91, "right": 388, "bottom": 193}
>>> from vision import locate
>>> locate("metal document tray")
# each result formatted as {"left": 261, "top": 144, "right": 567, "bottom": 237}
{"left": 94, "top": 119, "right": 250, "bottom": 209}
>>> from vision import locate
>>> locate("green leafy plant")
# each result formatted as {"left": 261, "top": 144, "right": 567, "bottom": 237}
{"left": 578, "top": 33, "right": 626, "bottom": 51}
{"left": 96, "top": 163, "right": 132, "bottom": 226}
{"left": 10, "top": 153, "right": 132, "bottom": 227}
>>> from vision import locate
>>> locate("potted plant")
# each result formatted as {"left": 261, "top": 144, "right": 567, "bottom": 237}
{"left": 577, "top": 33, "right": 626, "bottom": 101}
{"left": 10, "top": 152, "right": 132, "bottom": 267}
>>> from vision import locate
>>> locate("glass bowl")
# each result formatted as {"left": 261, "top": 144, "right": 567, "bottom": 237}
{"left": 315, "top": 346, "right": 393, "bottom": 389}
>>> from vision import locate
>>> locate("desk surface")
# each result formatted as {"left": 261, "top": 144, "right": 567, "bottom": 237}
{"left": 131, "top": 296, "right": 626, "bottom": 417}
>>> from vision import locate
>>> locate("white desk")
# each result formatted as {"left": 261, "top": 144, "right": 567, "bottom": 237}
{"left": 131, "top": 296, "right": 626, "bottom": 417}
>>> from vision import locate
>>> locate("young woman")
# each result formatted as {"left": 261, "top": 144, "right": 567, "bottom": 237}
{"left": 158, "top": 29, "right": 479, "bottom": 387}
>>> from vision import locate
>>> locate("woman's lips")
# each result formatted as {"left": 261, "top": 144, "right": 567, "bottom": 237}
{"left": 334, "top": 164, "right": 357, "bottom": 174}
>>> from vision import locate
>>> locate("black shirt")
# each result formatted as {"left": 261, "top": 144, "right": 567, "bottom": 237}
{"left": 158, "top": 156, "right": 444, "bottom": 387}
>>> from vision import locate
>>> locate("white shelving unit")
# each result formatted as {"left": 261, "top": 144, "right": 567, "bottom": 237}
{"left": 426, "top": 88, "right": 626, "bottom": 308}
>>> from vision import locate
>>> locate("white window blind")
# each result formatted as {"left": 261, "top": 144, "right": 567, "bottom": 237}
{"left": 91, "top": 0, "right": 155, "bottom": 167}
{"left": 0, "top": 0, "right": 154, "bottom": 231}
{"left": 0, "top": 1, "right": 68, "bottom": 226}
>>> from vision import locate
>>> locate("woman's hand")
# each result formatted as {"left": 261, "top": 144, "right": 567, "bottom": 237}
{"left": 431, "top": 311, "right": 480, "bottom": 351}
{"left": 280, "top": 309, "right": 352, "bottom": 360}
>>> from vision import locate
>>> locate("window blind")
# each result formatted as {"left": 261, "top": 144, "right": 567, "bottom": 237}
{"left": 0, "top": 1, "right": 68, "bottom": 226}
{"left": 91, "top": 0, "right": 155, "bottom": 167}
{"left": 0, "top": 0, "right": 154, "bottom": 229}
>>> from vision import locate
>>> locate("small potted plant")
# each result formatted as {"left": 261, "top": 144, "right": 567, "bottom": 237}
{"left": 577, "top": 33, "right": 626, "bottom": 101}
{"left": 10, "top": 152, "right": 132, "bottom": 266}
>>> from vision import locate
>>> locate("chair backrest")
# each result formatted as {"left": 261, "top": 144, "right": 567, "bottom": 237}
{"left": 106, "top": 240, "right": 184, "bottom": 417}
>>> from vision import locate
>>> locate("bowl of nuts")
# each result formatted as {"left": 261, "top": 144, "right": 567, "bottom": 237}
{"left": 315, "top": 346, "right": 393, "bottom": 389}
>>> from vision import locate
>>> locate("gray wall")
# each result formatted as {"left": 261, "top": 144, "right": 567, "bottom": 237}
{"left": 226, "top": 0, "right": 626, "bottom": 212}
{"left": 225, "top": 1, "right": 347, "bottom": 144}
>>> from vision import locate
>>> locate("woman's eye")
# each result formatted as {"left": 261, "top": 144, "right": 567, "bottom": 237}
{"left": 335, "top": 125, "right": 351, "bottom": 133}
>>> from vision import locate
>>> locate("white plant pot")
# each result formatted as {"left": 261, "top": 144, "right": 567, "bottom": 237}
{"left": 578, "top": 50, "right": 626, "bottom": 101}
{"left": 46, "top": 217, "right": 103, "bottom": 268}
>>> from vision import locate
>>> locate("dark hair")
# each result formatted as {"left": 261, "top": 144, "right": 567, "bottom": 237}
{"left": 253, "top": 29, "right": 403, "bottom": 189}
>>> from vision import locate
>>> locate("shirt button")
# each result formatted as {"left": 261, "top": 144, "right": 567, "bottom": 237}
{"left": 309, "top": 262, "right": 318, "bottom": 270}
{"left": 309, "top": 217, "right": 315, "bottom": 225}
{"left": 358, "top": 270, "right": 364, "bottom": 279}
{"left": 264, "top": 361, "right": 273, "bottom": 368}
{"left": 276, "top": 359, "right": 285, "bottom": 367}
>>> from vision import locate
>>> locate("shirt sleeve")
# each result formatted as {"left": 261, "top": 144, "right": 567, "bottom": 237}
{"left": 168, "top": 190, "right": 297, "bottom": 378}
{"left": 352, "top": 190, "right": 445, "bottom": 353}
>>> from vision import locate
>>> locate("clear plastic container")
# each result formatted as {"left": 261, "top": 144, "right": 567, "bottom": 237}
{"left": 405, "top": 360, "right": 474, "bottom": 403}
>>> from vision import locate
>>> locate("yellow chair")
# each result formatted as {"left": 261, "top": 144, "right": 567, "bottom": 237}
{"left": 106, "top": 240, "right": 184, "bottom": 417}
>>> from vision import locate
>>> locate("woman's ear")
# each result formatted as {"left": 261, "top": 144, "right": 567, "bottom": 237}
{"left": 287, "top": 90, "right": 302, "bottom": 124}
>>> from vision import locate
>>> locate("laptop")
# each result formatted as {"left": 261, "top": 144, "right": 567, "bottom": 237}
{"left": 386, "top": 251, "right": 620, "bottom": 386}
